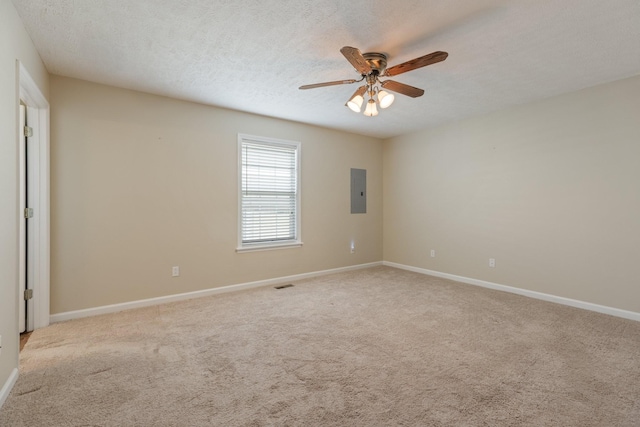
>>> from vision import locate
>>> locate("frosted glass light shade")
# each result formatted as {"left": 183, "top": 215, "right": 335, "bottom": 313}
{"left": 378, "top": 90, "right": 395, "bottom": 108}
{"left": 363, "top": 99, "right": 378, "bottom": 117}
{"left": 347, "top": 95, "right": 364, "bottom": 113}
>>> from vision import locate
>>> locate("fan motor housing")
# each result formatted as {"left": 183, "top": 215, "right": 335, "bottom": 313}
{"left": 362, "top": 52, "right": 388, "bottom": 75}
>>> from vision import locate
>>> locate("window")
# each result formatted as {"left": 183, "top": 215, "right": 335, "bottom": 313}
{"left": 237, "top": 134, "right": 301, "bottom": 251}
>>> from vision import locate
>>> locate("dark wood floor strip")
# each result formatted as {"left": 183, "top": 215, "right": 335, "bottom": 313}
{"left": 20, "top": 332, "right": 32, "bottom": 352}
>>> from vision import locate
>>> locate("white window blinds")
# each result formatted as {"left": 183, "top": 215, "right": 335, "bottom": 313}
{"left": 239, "top": 135, "right": 300, "bottom": 249}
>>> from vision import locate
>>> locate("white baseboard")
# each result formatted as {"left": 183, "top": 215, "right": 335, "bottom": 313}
{"left": 49, "top": 260, "right": 640, "bottom": 324}
{"left": 383, "top": 261, "right": 640, "bottom": 322}
{"left": 50, "top": 262, "right": 383, "bottom": 323}
{"left": 0, "top": 368, "right": 18, "bottom": 410}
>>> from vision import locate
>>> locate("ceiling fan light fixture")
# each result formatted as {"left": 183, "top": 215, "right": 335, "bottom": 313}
{"left": 300, "top": 46, "right": 448, "bottom": 118}
{"left": 346, "top": 85, "right": 367, "bottom": 113}
{"left": 347, "top": 94, "right": 364, "bottom": 112}
{"left": 378, "top": 90, "right": 395, "bottom": 109}
{"left": 363, "top": 99, "right": 378, "bottom": 117}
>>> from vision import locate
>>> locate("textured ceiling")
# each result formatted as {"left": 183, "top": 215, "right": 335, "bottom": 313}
{"left": 12, "top": 0, "right": 640, "bottom": 138}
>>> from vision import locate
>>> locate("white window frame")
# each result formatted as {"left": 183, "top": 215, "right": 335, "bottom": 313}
{"left": 237, "top": 134, "right": 302, "bottom": 252}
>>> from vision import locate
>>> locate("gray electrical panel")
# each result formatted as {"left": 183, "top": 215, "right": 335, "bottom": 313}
{"left": 351, "top": 168, "right": 366, "bottom": 214}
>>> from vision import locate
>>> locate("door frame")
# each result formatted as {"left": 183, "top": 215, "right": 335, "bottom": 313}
{"left": 18, "top": 61, "right": 50, "bottom": 330}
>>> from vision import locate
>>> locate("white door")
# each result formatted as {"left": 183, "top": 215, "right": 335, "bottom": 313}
{"left": 18, "top": 62, "right": 51, "bottom": 332}
{"left": 18, "top": 103, "right": 27, "bottom": 333}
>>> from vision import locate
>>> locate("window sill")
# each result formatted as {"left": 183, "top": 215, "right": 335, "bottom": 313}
{"left": 236, "top": 241, "right": 303, "bottom": 253}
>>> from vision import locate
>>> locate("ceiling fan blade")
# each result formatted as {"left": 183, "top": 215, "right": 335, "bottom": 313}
{"left": 385, "top": 51, "right": 448, "bottom": 77}
{"left": 380, "top": 80, "right": 425, "bottom": 98}
{"left": 340, "top": 46, "right": 372, "bottom": 75}
{"left": 299, "top": 79, "right": 357, "bottom": 90}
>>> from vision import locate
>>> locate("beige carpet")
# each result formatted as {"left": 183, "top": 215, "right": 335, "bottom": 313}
{"left": 2, "top": 266, "right": 639, "bottom": 426}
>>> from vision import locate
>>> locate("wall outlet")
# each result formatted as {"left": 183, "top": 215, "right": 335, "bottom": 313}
{"left": 350, "top": 242, "right": 355, "bottom": 254}
{"left": 172, "top": 266, "right": 180, "bottom": 277}
{"left": 430, "top": 249, "right": 436, "bottom": 258}
{"left": 0, "top": 334, "right": 2, "bottom": 356}
{"left": 489, "top": 258, "right": 496, "bottom": 268}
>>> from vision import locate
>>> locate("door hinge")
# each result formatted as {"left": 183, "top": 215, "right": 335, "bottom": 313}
{"left": 24, "top": 289, "right": 33, "bottom": 301}
{"left": 24, "top": 208, "right": 34, "bottom": 219}
{"left": 24, "top": 126, "right": 33, "bottom": 137}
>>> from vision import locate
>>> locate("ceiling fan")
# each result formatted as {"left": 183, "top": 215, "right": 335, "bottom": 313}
{"left": 299, "top": 46, "right": 448, "bottom": 116}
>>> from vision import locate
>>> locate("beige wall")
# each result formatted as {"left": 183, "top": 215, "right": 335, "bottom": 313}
{"left": 0, "top": 0, "right": 49, "bottom": 394}
{"left": 50, "top": 76, "right": 382, "bottom": 314}
{"left": 384, "top": 74, "right": 640, "bottom": 313}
